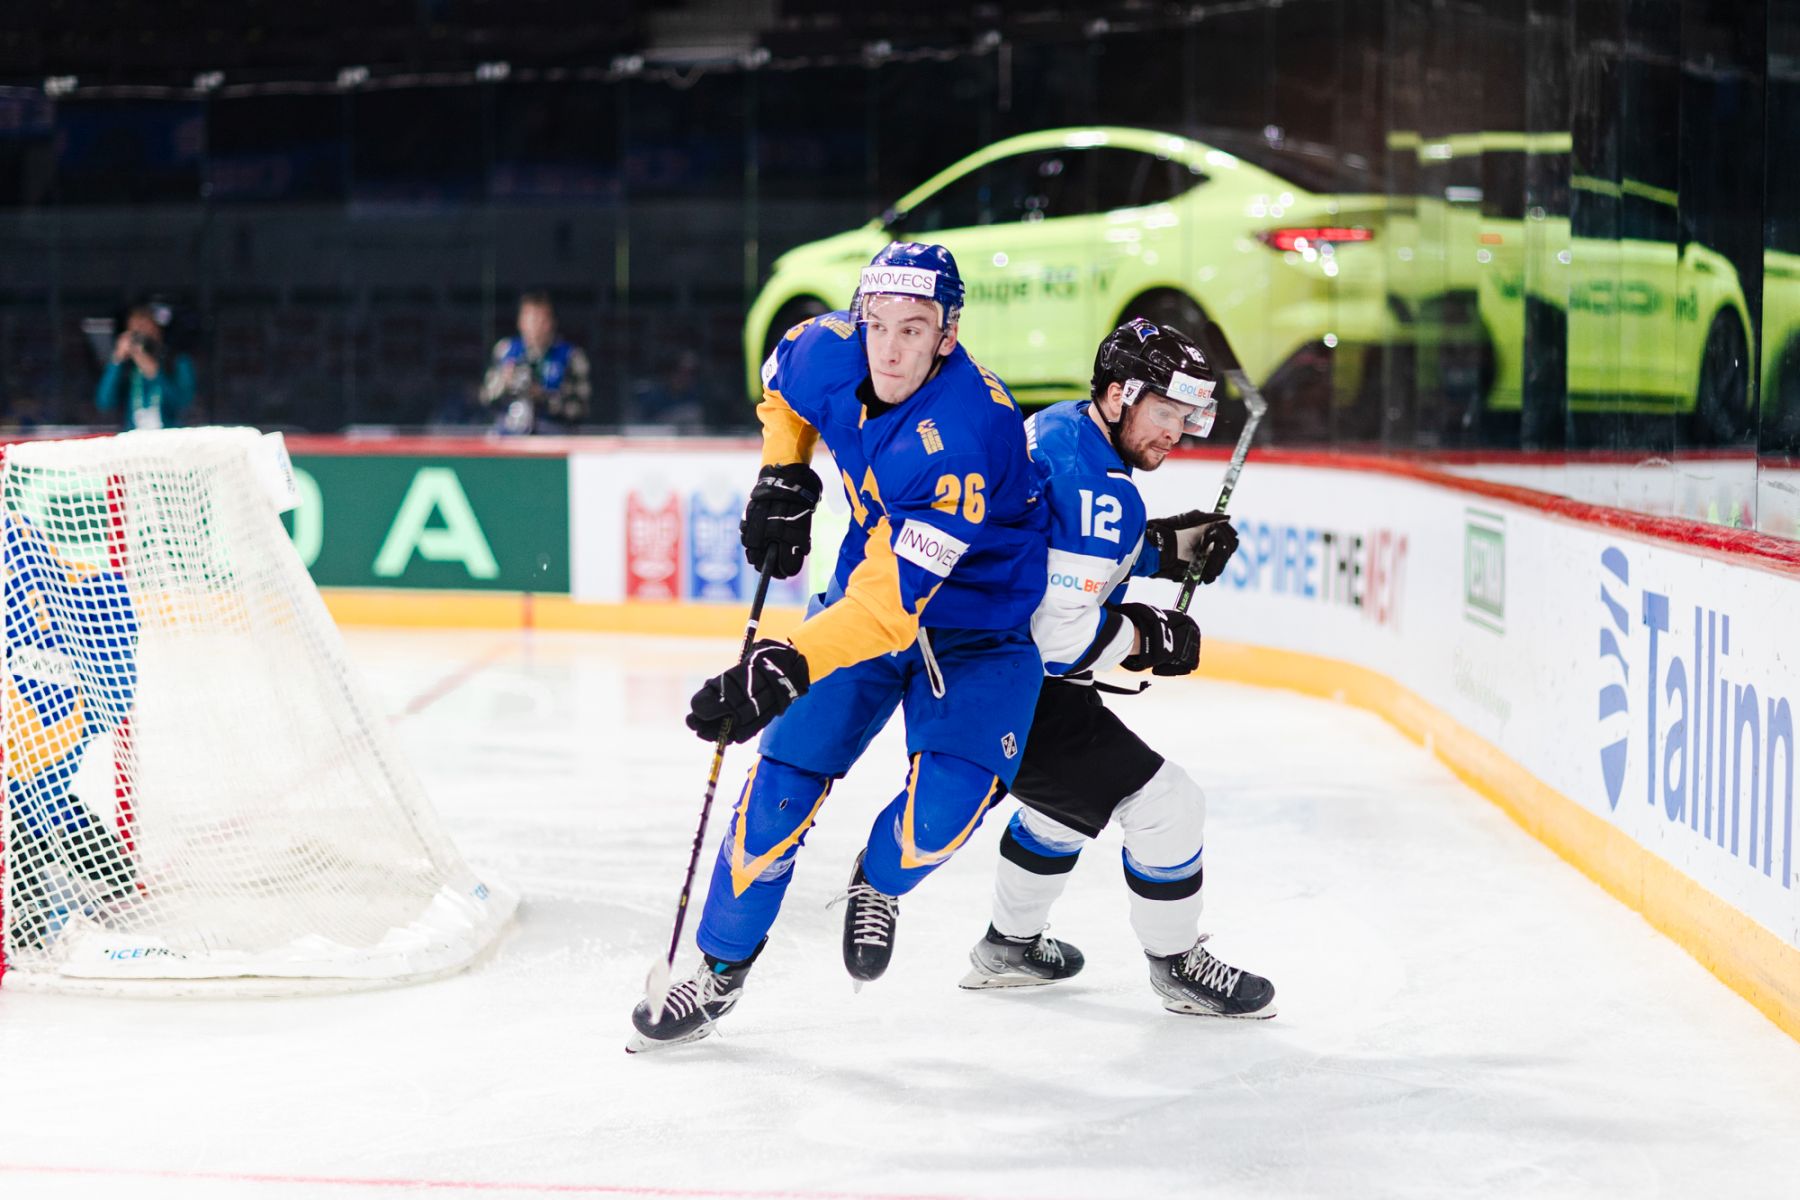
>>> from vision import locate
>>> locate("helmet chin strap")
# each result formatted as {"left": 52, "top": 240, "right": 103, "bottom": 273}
{"left": 922, "top": 329, "right": 953, "bottom": 387}
{"left": 1104, "top": 378, "right": 1143, "bottom": 460}
{"left": 1106, "top": 413, "right": 1129, "bottom": 458}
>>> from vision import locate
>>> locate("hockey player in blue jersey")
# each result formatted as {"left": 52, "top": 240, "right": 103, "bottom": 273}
{"left": 628, "top": 243, "right": 1048, "bottom": 1050}
{"left": 958, "top": 318, "right": 1277, "bottom": 1018}
{"left": 3, "top": 512, "right": 141, "bottom": 950}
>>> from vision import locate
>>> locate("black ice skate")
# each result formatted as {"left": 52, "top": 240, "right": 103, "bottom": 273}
{"left": 837, "top": 851, "right": 900, "bottom": 988}
{"left": 959, "top": 924, "right": 1085, "bottom": 989}
{"left": 4, "top": 857, "right": 58, "bottom": 950}
{"left": 626, "top": 941, "right": 763, "bottom": 1053}
{"left": 55, "top": 820, "right": 139, "bottom": 900}
{"left": 1146, "top": 934, "right": 1276, "bottom": 1019}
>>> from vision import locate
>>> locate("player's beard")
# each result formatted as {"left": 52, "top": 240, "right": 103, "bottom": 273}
{"left": 1114, "top": 416, "right": 1176, "bottom": 472}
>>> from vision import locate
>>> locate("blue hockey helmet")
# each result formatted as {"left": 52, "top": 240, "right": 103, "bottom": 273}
{"left": 850, "top": 242, "right": 965, "bottom": 331}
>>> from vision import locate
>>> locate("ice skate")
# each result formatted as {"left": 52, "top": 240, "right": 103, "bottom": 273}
{"left": 626, "top": 941, "right": 762, "bottom": 1053}
{"left": 836, "top": 851, "right": 900, "bottom": 986}
{"left": 960, "top": 924, "right": 1085, "bottom": 989}
{"left": 1146, "top": 934, "right": 1275, "bottom": 1018}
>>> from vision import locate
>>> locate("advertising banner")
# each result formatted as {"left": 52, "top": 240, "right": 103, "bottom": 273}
{"left": 1130, "top": 457, "right": 1798, "bottom": 952}
{"left": 687, "top": 484, "right": 747, "bottom": 602}
{"left": 285, "top": 453, "right": 570, "bottom": 592}
{"left": 571, "top": 447, "right": 833, "bottom": 607}
{"left": 624, "top": 487, "right": 683, "bottom": 600}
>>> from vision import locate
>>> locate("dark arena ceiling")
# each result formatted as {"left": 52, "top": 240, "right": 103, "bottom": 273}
{"left": 2, "top": 1, "right": 1214, "bottom": 90}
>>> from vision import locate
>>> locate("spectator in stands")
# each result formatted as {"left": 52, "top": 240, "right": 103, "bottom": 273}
{"left": 629, "top": 349, "right": 711, "bottom": 430}
{"left": 95, "top": 305, "right": 195, "bottom": 431}
{"left": 479, "top": 292, "right": 591, "bottom": 434}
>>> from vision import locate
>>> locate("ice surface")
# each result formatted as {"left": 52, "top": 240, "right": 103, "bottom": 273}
{"left": 3, "top": 628, "right": 1798, "bottom": 1200}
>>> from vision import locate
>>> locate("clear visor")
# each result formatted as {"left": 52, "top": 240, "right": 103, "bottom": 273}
{"left": 1126, "top": 382, "right": 1218, "bottom": 437}
{"left": 857, "top": 291, "right": 948, "bottom": 333}
{"left": 1164, "top": 397, "right": 1217, "bottom": 437}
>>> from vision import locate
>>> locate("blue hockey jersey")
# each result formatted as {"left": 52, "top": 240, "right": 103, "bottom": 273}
{"left": 3, "top": 514, "right": 139, "bottom": 835}
{"left": 1023, "top": 400, "right": 1172, "bottom": 676}
{"left": 756, "top": 312, "right": 1046, "bottom": 680}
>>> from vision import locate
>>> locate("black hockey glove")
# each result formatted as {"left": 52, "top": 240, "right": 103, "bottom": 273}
{"left": 1114, "top": 602, "right": 1202, "bottom": 677}
{"left": 1143, "top": 510, "right": 1239, "bottom": 585}
{"left": 740, "top": 463, "right": 824, "bottom": 580}
{"left": 687, "top": 640, "right": 811, "bottom": 744}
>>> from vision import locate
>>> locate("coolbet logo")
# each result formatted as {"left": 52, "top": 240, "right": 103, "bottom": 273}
{"left": 1221, "top": 520, "right": 1407, "bottom": 628}
{"left": 893, "top": 520, "right": 967, "bottom": 578}
{"left": 1596, "top": 545, "right": 1795, "bottom": 886}
{"left": 1049, "top": 572, "right": 1109, "bottom": 594}
{"left": 1166, "top": 371, "right": 1217, "bottom": 404}
{"left": 1463, "top": 509, "right": 1505, "bottom": 634}
{"left": 917, "top": 419, "right": 944, "bottom": 455}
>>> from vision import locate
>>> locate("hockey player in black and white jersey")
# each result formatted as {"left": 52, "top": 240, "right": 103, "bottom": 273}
{"left": 959, "top": 317, "right": 1276, "bottom": 1018}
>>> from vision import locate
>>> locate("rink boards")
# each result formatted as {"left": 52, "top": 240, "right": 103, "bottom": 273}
{"left": 289, "top": 436, "right": 1800, "bottom": 1040}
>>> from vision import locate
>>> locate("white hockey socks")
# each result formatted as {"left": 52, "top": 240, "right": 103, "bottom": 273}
{"left": 991, "top": 806, "right": 1088, "bottom": 939}
{"left": 1115, "top": 761, "right": 1208, "bottom": 958}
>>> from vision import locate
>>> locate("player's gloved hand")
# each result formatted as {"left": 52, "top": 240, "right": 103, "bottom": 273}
{"left": 1113, "top": 602, "right": 1202, "bottom": 677}
{"left": 686, "top": 640, "right": 812, "bottom": 743}
{"left": 740, "top": 463, "right": 824, "bottom": 580}
{"left": 1144, "top": 510, "right": 1239, "bottom": 585}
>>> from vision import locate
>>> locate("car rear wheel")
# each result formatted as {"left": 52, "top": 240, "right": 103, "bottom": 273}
{"left": 1691, "top": 310, "right": 1751, "bottom": 445}
{"left": 1121, "top": 290, "right": 1207, "bottom": 339}
{"left": 763, "top": 296, "right": 832, "bottom": 363}
{"left": 1520, "top": 298, "right": 1568, "bottom": 447}
{"left": 1118, "top": 290, "right": 1265, "bottom": 440}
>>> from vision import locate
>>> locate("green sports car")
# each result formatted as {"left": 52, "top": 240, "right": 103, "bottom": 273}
{"left": 743, "top": 127, "right": 1394, "bottom": 421}
{"left": 1391, "top": 131, "right": 1761, "bottom": 441}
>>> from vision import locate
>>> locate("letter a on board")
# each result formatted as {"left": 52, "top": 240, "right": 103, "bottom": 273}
{"left": 373, "top": 467, "right": 501, "bottom": 580}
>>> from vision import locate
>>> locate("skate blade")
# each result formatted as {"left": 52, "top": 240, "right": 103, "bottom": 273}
{"left": 958, "top": 968, "right": 1060, "bottom": 990}
{"left": 1160, "top": 999, "right": 1278, "bottom": 1020}
{"left": 624, "top": 1025, "right": 714, "bottom": 1054}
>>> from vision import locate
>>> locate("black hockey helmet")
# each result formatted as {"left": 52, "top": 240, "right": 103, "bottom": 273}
{"left": 1091, "top": 317, "right": 1219, "bottom": 435}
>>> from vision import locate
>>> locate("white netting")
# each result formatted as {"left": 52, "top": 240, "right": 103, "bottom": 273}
{"left": 0, "top": 428, "right": 516, "bottom": 993}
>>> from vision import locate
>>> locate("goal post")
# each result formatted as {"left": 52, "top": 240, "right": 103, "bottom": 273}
{"left": 0, "top": 428, "right": 517, "bottom": 994}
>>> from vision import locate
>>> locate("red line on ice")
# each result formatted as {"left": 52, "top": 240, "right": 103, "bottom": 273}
{"left": 0, "top": 1163, "right": 1021, "bottom": 1200}
{"left": 394, "top": 640, "right": 518, "bottom": 721}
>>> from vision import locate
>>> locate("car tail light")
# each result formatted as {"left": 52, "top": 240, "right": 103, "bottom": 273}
{"left": 1256, "top": 226, "right": 1376, "bottom": 252}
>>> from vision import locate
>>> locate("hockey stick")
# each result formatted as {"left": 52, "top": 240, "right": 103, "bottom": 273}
{"left": 643, "top": 545, "right": 781, "bottom": 1022}
{"left": 1175, "top": 321, "right": 1269, "bottom": 614}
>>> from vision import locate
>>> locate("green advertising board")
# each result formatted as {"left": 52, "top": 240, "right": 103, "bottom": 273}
{"left": 283, "top": 454, "right": 570, "bottom": 592}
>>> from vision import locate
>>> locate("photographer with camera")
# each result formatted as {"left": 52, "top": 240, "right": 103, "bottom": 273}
{"left": 94, "top": 305, "right": 195, "bottom": 431}
{"left": 478, "top": 291, "right": 591, "bottom": 435}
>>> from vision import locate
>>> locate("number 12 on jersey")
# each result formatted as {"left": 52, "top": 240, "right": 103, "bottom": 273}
{"left": 1078, "top": 489, "right": 1122, "bottom": 542}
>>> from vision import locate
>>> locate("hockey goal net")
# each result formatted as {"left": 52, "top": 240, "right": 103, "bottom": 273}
{"left": 0, "top": 428, "right": 516, "bottom": 993}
